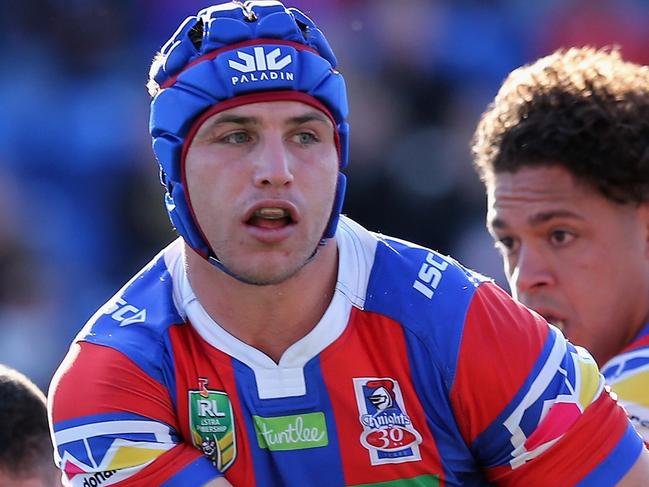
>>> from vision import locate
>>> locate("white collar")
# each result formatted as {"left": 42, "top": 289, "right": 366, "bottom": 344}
{"left": 164, "top": 216, "right": 377, "bottom": 399}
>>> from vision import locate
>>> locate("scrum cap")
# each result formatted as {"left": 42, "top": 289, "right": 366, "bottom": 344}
{"left": 148, "top": 0, "right": 349, "bottom": 269}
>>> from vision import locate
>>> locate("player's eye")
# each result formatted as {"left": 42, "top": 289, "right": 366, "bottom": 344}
{"left": 222, "top": 131, "right": 251, "bottom": 144}
{"left": 495, "top": 236, "right": 517, "bottom": 254}
{"left": 293, "top": 132, "right": 318, "bottom": 145}
{"left": 549, "top": 229, "right": 575, "bottom": 246}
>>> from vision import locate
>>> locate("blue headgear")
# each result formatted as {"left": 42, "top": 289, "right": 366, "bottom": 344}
{"left": 149, "top": 0, "right": 349, "bottom": 273}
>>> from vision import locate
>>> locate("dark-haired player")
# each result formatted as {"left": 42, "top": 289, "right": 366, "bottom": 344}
{"left": 0, "top": 364, "right": 61, "bottom": 487}
{"left": 473, "top": 46, "right": 649, "bottom": 446}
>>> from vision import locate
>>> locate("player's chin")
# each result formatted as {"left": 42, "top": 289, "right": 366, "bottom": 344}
{"left": 228, "top": 254, "right": 310, "bottom": 286}
{"left": 231, "top": 267, "right": 302, "bottom": 286}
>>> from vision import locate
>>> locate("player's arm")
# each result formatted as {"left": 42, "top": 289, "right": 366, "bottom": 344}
{"left": 450, "top": 282, "right": 645, "bottom": 485}
{"left": 49, "top": 342, "right": 223, "bottom": 486}
{"left": 618, "top": 448, "right": 649, "bottom": 486}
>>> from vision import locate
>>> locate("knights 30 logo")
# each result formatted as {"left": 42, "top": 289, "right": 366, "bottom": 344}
{"left": 353, "top": 377, "right": 423, "bottom": 465}
{"left": 188, "top": 378, "right": 236, "bottom": 471}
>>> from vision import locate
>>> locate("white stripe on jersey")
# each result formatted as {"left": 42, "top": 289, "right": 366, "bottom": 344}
{"left": 55, "top": 420, "right": 174, "bottom": 445}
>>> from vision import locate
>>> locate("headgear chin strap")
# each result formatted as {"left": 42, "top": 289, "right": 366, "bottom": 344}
{"left": 149, "top": 1, "right": 349, "bottom": 277}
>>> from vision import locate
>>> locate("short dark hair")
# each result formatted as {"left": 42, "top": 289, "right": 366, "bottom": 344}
{"left": 472, "top": 46, "right": 649, "bottom": 204}
{"left": 0, "top": 364, "right": 55, "bottom": 482}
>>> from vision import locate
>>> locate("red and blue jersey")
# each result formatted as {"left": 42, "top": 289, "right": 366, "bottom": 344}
{"left": 602, "top": 322, "right": 649, "bottom": 445}
{"left": 49, "top": 217, "right": 643, "bottom": 486}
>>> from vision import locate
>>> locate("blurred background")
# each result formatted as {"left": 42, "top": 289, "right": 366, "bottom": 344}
{"left": 1, "top": 0, "right": 649, "bottom": 392}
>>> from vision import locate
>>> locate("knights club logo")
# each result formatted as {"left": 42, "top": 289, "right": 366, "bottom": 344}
{"left": 353, "top": 377, "right": 423, "bottom": 465}
{"left": 188, "top": 378, "right": 236, "bottom": 471}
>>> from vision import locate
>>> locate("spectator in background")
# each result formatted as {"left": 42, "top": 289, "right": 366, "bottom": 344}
{"left": 0, "top": 1, "right": 169, "bottom": 393}
{"left": 533, "top": 0, "right": 649, "bottom": 65}
{"left": 0, "top": 171, "right": 65, "bottom": 391}
{"left": 0, "top": 364, "right": 61, "bottom": 487}
{"left": 472, "top": 46, "right": 649, "bottom": 443}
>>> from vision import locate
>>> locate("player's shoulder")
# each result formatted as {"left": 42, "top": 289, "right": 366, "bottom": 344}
{"left": 339, "top": 216, "right": 492, "bottom": 333}
{"left": 339, "top": 216, "right": 487, "bottom": 295}
{"left": 74, "top": 239, "right": 186, "bottom": 367}
{"left": 601, "top": 325, "right": 649, "bottom": 407}
{"left": 337, "top": 217, "right": 506, "bottom": 385}
{"left": 602, "top": 325, "right": 649, "bottom": 382}
{"left": 602, "top": 331, "right": 649, "bottom": 443}
{"left": 353, "top": 223, "right": 488, "bottom": 321}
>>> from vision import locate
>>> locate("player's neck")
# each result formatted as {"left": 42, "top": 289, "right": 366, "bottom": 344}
{"left": 185, "top": 242, "right": 339, "bottom": 363}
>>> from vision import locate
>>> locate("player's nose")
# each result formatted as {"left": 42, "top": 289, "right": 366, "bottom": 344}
{"left": 253, "top": 136, "right": 294, "bottom": 188}
{"left": 509, "top": 244, "right": 555, "bottom": 300}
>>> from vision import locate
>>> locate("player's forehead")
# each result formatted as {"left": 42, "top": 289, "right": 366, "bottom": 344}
{"left": 200, "top": 100, "right": 333, "bottom": 128}
{"left": 486, "top": 165, "right": 593, "bottom": 230}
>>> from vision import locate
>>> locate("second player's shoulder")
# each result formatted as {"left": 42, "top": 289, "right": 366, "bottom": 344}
{"left": 601, "top": 325, "right": 649, "bottom": 391}
{"left": 601, "top": 326, "right": 649, "bottom": 443}
{"left": 602, "top": 324, "right": 649, "bottom": 378}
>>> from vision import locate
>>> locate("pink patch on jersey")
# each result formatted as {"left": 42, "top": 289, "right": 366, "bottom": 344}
{"left": 523, "top": 402, "right": 581, "bottom": 451}
{"left": 63, "top": 459, "right": 87, "bottom": 478}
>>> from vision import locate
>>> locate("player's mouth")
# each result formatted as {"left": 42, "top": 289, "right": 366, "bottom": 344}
{"left": 243, "top": 202, "right": 299, "bottom": 242}
{"left": 246, "top": 207, "right": 295, "bottom": 228}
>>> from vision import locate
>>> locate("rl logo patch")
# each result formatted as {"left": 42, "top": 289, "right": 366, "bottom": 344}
{"left": 353, "top": 377, "right": 423, "bottom": 465}
{"left": 188, "top": 378, "right": 236, "bottom": 471}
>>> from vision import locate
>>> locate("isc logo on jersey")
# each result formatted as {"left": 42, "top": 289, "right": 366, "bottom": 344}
{"left": 103, "top": 298, "right": 146, "bottom": 326}
{"left": 227, "top": 46, "right": 294, "bottom": 86}
{"left": 353, "top": 377, "right": 423, "bottom": 465}
{"left": 412, "top": 252, "right": 448, "bottom": 299}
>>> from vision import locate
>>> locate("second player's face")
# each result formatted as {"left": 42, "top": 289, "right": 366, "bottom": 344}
{"left": 184, "top": 100, "right": 339, "bottom": 285}
{"left": 486, "top": 165, "right": 649, "bottom": 365}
